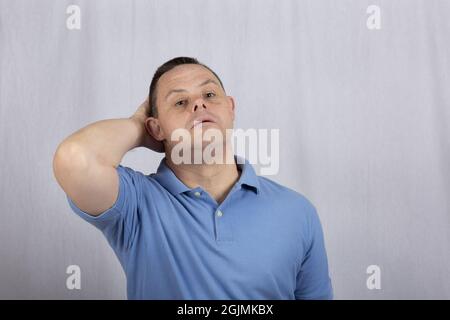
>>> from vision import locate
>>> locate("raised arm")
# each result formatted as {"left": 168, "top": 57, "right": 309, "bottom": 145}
{"left": 52, "top": 98, "right": 163, "bottom": 216}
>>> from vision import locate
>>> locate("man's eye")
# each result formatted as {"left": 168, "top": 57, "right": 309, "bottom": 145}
{"left": 206, "top": 92, "right": 216, "bottom": 98}
{"left": 175, "top": 100, "right": 186, "bottom": 106}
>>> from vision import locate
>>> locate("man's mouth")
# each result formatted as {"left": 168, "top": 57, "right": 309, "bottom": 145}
{"left": 190, "top": 115, "right": 217, "bottom": 129}
{"left": 192, "top": 120, "right": 215, "bottom": 128}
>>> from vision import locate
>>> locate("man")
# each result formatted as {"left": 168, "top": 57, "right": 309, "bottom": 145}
{"left": 53, "top": 56, "right": 333, "bottom": 299}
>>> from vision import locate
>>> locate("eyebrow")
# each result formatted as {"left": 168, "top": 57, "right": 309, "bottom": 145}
{"left": 164, "top": 79, "right": 220, "bottom": 101}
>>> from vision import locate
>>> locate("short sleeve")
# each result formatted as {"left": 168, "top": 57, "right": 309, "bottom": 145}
{"left": 66, "top": 165, "right": 143, "bottom": 256}
{"left": 295, "top": 204, "right": 333, "bottom": 300}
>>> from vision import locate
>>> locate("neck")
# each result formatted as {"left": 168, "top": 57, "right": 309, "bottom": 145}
{"left": 164, "top": 148, "right": 241, "bottom": 204}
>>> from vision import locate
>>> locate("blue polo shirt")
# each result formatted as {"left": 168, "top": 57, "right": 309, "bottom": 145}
{"left": 66, "top": 156, "right": 333, "bottom": 300}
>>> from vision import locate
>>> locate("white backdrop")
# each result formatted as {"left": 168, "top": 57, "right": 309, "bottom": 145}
{"left": 0, "top": 0, "right": 449, "bottom": 299}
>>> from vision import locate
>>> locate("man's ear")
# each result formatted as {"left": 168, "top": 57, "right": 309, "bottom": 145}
{"left": 227, "top": 96, "right": 236, "bottom": 121}
{"left": 145, "top": 117, "right": 165, "bottom": 141}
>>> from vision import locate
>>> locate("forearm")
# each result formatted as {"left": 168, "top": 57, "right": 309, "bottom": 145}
{"left": 56, "top": 117, "right": 144, "bottom": 168}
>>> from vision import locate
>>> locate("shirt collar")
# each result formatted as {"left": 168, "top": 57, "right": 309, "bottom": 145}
{"left": 152, "top": 155, "right": 260, "bottom": 195}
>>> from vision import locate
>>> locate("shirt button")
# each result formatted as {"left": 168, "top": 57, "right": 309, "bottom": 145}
{"left": 216, "top": 210, "right": 223, "bottom": 217}
{"left": 194, "top": 191, "right": 201, "bottom": 197}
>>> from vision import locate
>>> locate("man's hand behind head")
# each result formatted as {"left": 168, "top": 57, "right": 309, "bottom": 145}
{"left": 130, "top": 98, "right": 165, "bottom": 153}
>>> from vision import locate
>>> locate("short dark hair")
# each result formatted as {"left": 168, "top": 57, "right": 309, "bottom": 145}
{"left": 148, "top": 57, "right": 225, "bottom": 118}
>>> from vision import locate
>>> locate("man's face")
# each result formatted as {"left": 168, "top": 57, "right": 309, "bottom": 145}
{"left": 147, "top": 64, "right": 235, "bottom": 151}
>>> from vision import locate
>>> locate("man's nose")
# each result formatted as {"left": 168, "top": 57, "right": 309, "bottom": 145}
{"left": 191, "top": 98, "right": 207, "bottom": 112}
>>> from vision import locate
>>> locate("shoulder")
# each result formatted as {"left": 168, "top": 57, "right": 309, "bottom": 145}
{"left": 116, "top": 165, "right": 147, "bottom": 186}
{"left": 116, "top": 165, "right": 163, "bottom": 194}
{"left": 257, "top": 176, "right": 316, "bottom": 208}
{"left": 257, "top": 175, "right": 318, "bottom": 220}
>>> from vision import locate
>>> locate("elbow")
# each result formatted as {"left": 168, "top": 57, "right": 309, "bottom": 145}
{"left": 52, "top": 142, "right": 89, "bottom": 186}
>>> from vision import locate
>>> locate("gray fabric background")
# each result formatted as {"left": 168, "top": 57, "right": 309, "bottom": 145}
{"left": 1, "top": 0, "right": 449, "bottom": 299}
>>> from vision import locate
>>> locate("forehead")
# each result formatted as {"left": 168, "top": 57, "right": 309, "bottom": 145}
{"left": 158, "top": 64, "right": 218, "bottom": 92}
